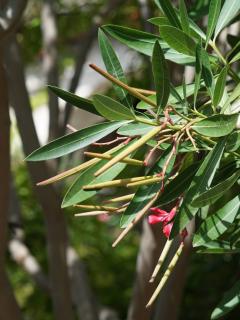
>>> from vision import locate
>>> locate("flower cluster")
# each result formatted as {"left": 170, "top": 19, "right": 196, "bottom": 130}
{"left": 148, "top": 207, "right": 188, "bottom": 240}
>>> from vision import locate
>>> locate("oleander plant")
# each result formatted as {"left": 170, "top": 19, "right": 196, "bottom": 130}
{"left": 27, "top": 0, "right": 240, "bottom": 318}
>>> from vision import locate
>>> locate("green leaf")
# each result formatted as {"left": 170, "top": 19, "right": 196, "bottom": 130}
{"left": 154, "top": 0, "right": 181, "bottom": 29}
{"left": 171, "top": 138, "right": 226, "bottom": 237}
{"left": 137, "top": 82, "right": 196, "bottom": 110}
{"left": 92, "top": 95, "right": 135, "bottom": 121}
{"left": 201, "top": 47, "right": 214, "bottom": 98}
{"left": 103, "top": 24, "right": 195, "bottom": 64}
{"left": 197, "top": 240, "right": 240, "bottom": 254}
{"left": 117, "top": 122, "right": 153, "bottom": 136}
{"left": 192, "top": 170, "right": 240, "bottom": 208}
{"left": 206, "top": 0, "right": 222, "bottom": 46}
{"left": 179, "top": 0, "right": 190, "bottom": 35}
{"left": 149, "top": 16, "right": 206, "bottom": 40}
{"left": 230, "top": 51, "right": 240, "bottom": 64}
{"left": 26, "top": 121, "right": 126, "bottom": 161}
{"left": 193, "top": 195, "right": 240, "bottom": 247}
{"left": 152, "top": 41, "right": 170, "bottom": 114}
{"left": 214, "top": 0, "right": 240, "bottom": 39}
{"left": 211, "top": 280, "right": 240, "bottom": 319}
{"left": 160, "top": 25, "right": 196, "bottom": 56}
{"left": 194, "top": 42, "right": 203, "bottom": 106}
{"left": 120, "top": 146, "right": 176, "bottom": 228}
{"left": 155, "top": 162, "right": 200, "bottom": 206}
{"left": 192, "top": 114, "right": 238, "bottom": 137}
{"left": 221, "top": 82, "right": 240, "bottom": 113}
{"left": 48, "top": 85, "right": 100, "bottom": 116}
{"left": 213, "top": 66, "right": 228, "bottom": 108}
{"left": 98, "top": 29, "right": 132, "bottom": 109}
{"left": 227, "top": 37, "right": 240, "bottom": 62}
{"left": 226, "top": 131, "right": 240, "bottom": 151}
{"left": 148, "top": 17, "right": 171, "bottom": 27}
{"left": 103, "top": 24, "right": 166, "bottom": 56}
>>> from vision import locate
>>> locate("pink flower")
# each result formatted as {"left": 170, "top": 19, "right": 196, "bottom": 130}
{"left": 148, "top": 206, "right": 188, "bottom": 241}
{"left": 97, "top": 214, "right": 110, "bottom": 223}
{"left": 149, "top": 207, "right": 176, "bottom": 223}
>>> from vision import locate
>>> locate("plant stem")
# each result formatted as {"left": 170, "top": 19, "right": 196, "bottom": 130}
{"left": 210, "top": 40, "right": 240, "bottom": 83}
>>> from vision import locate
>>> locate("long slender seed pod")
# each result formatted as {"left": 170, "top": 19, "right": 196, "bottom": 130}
{"left": 105, "top": 194, "right": 135, "bottom": 203}
{"left": 90, "top": 64, "right": 158, "bottom": 108}
{"left": 83, "top": 175, "right": 156, "bottom": 190}
{"left": 74, "top": 204, "right": 117, "bottom": 211}
{"left": 95, "top": 126, "right": 162, "bottom": 177}
{"left": 37, "top": 143, "right": 123, "bottom": 186}
{"left": 112, "top": 190, "right": 161, "bottom": 247}
{"left": 75, "top": 207, "right": 126, "bottom": 217}
{"left": 84, "top": 151, "right": 143, "bottom": 166}
{"left": 149, "top": 239, "right": 173, "bottom": 283}
{"left": 146, "top": 244, "right": 183, "bottom": 308}
{"left": 126, "top": 176, "right": 162, "bottom": 187}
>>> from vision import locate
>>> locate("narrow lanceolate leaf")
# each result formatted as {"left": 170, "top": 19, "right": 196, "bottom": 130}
{"left": 152, "top": 41, "right": 170, "bottom": 115}
{"left": 206, "top": 0, "right": 222, "bottom": 46}
{"left": 48, "top": 85, "right": 100, "bottom": 116}
{"left": 221, "top": 82, "right": 240, "bottom": 114}
{"left": 171, "top": 138, "right": 226, "bottom": 237}
{"left": 26, "top": 121, "right": 126, "bottom": 161}
{"left": 211, "top": 280, "right": 240, "bottom": 319}
{"left": 197, "top": 240, "right": 240, "bottom": 254}
{"left": 226, "top": 131, "right": 240, "bottom": 151}
{"left": 62, "top": 143, "right": 135, "bottom": 207}
{"left": 103, "top": 24, "right": 166, "bottom": 56}
{"left": 154, "top": 0, "right": 181, "bottom": 29}
{"left": 230, "top": 51, "right": 240, "bottom": 64}
{"left": 120, "top": 147, "right": 176, "bottom": 228}
{"left": 155, "top": 162, "right": 200, "bottom": 206}
{"left": 149, "top": 16, "right": 206, "bottom": 40}
{"left": 148, "top": 17, "right": 171, "bottom": 27}
{"left": 201, "top": 47, "right": 214, "bottom": 98}
{"left": 103, "top": 24, "right": 195, "bottom": 64}
{"left": 179, "top": 0, "right": 190, "bottom": 35}
{"left": 213, "top": 66, "right": 228, "bottom": 108}
{"left": 193, "top": 195, "right": 240, "bottom": 247}
{"left": 93, "top": 95, "right": 135, "bottom": 121}
{"left": 194, "top": 42, "right": 202, "bottom": 106}
{"left": 160, "top": 25, "right": 196, "bottom": 56}
{"left": 192, "top": 114, "right": 238, "bottom": 137}
{"left": 192, "top": 170, "right": 240, "bottom": 208}
{"left": 117, "top": 123, "right": 153, "bottom": 137}
{"left": 214, "top": 0, "right": 240, "bottom": 40}
{"left": 98, "top": 29, "right": 132, "bottom": 109}
{"left": 137, "top": 82, "right": 196, "bottom": 110}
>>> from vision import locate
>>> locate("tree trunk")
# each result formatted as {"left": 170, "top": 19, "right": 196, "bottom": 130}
{"left": 0, "top": 49, "right": 22, "bottom": 320}
{"left": 41, "top": 0, "right": 60, "bottom": 141}
{"left": 4, "top": 37, "right": 74, "bottom": 320}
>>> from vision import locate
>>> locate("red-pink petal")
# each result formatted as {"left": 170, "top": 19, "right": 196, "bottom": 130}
{"left": 163, "top": 222, "right": 173, "bottom": 238}
{"left": 165, "top": 207, "right": 177, "bottom": 222}
{"left": 148, "top": 215, "right": 164, "bottom": 225}
{"left": 150, "top": 207, "right": 168, "bottom": 215}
